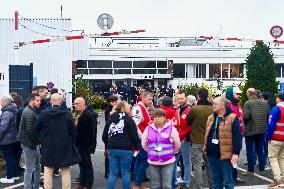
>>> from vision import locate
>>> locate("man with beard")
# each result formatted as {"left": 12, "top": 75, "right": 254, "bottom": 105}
{"left": 225, "top": 86, "right": 245, "bottom": 184}
{"left": 172, "top": 91, "right": 192, "bottom": 189}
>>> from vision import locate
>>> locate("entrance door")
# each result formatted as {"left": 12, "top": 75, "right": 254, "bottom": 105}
{"left": 9, "top": 64, "right": 33, "bottom": 100}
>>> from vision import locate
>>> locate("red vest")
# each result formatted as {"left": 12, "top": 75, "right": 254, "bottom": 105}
{"left": 173, "top": 105, "right": 191, "bottom": 141}
{"left": 228, "top": 102, "right": 244, "bottom": 133}
{"left": 272, "top": 106, "right": 284, "bottom": 141}
{"left": 137, "top": 103, "right": 150, "bottom": 133}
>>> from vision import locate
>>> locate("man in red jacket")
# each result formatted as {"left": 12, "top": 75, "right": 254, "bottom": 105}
{"left": 132, "top": 91, "right": 153, "bottom": 189}
{"left": 172, "top": 91, "right": 192, "bottom": 189}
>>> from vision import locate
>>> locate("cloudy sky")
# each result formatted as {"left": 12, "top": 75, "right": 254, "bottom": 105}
{"left": 1, "top": 0, "right": 283, "bottom": 39}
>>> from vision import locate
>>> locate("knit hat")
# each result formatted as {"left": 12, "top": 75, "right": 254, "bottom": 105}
{"left": 162, "top": 96, "right": 173, "bottom": 107}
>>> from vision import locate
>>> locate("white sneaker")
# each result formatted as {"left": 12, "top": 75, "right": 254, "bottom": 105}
{"left": 0, "top": 177, "right": 14, "bottom": 184}
{"left": 13, "top": 176, "right": 20, "bottom": 181}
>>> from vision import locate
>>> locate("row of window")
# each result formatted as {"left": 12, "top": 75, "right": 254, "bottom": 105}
{"left": 173, "top": 64, "right": 245, "bottom": 78}
{"left": 77, "top": 69, "right": 168, "bottom": 75}
{"left": 77, "top": 60, "right": 168, "bottom": 69}
{"left": 77, "top": 61, "right": 284, "bottom": 79}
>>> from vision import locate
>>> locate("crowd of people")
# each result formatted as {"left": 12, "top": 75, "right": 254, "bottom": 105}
{"left": 0, "top": 84, "right": 284, "bottom": 189}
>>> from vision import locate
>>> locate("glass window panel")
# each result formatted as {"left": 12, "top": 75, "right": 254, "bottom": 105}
{"left": 230, "top": 64, "right": 244, "bottom": 78}
{"left": 88, "top": 60, "right": 112, "bottom": 68}
{"left": 209, "top": 64, "right": 220, "bottom": 78}
{"left": 114, "top": 69, "right": 131, "bottom": 74}
{"left": 89, "top": 69, "right": 112, "bottom": 74}
{"left": 276, "top": 64, "right": 282, "bottom": 78}
{"left": 133, "top": 61, "right": 156, "bottom": 68}
{"left": 158, "top": 69, "right": 167, "bottom": 74}
{"left": 113, "top": 61, "right": 132, "bottom": 68}
{"left": 76, "top": 60, "right": 87, "bottom": 68}
{"left": 133, "top": 69, "right": 156, "bottom": 74}
{"left": 195, "top": 64, "right": 206, "bottom": 78}
{"left": 76, "top": 69, "right": 88, "bottom": 74}
{"left": 173, "top": 64, "right": 185, "bottom": 78}
{"left": 157, "top": 61, "right": 167, "bottom": 68}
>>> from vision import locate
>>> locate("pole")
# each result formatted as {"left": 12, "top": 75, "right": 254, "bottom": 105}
{"left": 61, "top": 5, "right": 63, "bottom": 19}
{"left": 14, "top": 11, "right": 19, "bottom": 65}
{"left": 220, "top": 25, "right": 223, "bottom": 81}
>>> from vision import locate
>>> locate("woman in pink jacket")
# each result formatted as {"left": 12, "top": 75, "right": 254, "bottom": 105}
{"left": 142, "top": 109, "right": 180, "bottom": 189}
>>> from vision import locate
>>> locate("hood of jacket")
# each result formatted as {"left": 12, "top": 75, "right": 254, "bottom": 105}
{"left": 43, "top": 106, "right": 69, "bottom": 118}
{"left": 109, "top": 111, "right": 128, "bottom": 124}
{"left": 149, "top": 120, "right": 173, "bottom": 131}
{"left": 225, "top": 86, "right": 237, "bottom": 105}
{"left": 1, "top": 103, "right": 17, "bottom": 114}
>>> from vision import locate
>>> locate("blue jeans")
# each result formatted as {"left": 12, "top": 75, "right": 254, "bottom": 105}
{"left": 22, "top": 144, "right": 41, "bottom": 189}
{"left": 108, "top": 150, "right": 133, "bottom": 189}
{"left": 208, "top": 155, "right": 233, "bottom": 189}
{"left": 172, "top": 141, "right": 192, "bottom": 187}
{"left": 245, "top": 134, "right": 265, "bottom": 172}
{"left": 0, "top": 143, "right": 19, "bottom": 179}
{"left": 134, "top": 144, "right": 149, "bottom": 186}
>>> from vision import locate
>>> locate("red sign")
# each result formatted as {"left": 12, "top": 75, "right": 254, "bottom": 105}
{"left": 270, "top": 26, "right": 283, "bottom": 39}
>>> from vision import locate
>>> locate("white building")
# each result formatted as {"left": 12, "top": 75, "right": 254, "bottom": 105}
{"left": 0, "top": 18, "right": 79, "bottom": 103}
{"left": 1, "top": 16, "right": 284, "bottom": 100}
{"left": 75, "top": 37, "right": 284, "bottom": 90}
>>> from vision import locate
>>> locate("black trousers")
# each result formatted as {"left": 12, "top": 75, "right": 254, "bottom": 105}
{"left": 79, "top": 148, "right": 94, "bottom": 189}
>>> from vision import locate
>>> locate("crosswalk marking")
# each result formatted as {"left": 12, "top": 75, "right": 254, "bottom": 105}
{"left": 237, "top": 167, "right": 273, "bottom": 183}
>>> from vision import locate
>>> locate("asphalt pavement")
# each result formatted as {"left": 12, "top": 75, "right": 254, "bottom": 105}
{"left": 0, "top": 115, "right": 275, "bottom": 189}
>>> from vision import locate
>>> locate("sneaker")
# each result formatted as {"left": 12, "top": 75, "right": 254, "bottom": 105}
{"left": 234, "top": 177, "right": 245, "bottom": 184}
{"left": 265, "top": 165, "right": 272, "bottom": 170}
{"left": 13, "top": 176, "right": 20, "bottom": 181}
{"left": 0, "top": 177, "right": 14, "bottom": 184}
{"left": 242, "top": 171, "right": 254, "bottom": 176}
{"left": 268, "top": 180, "right": 282, "bottom": 188}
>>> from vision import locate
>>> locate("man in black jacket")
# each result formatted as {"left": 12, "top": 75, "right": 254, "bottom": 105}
{"left": 73, "top": 97, "right": 97, "bottom": 189}
{"left": 17, "top": 93, "right": 41, "bottom": 189}
{"left": 35, "top": 93, "right": 81, "bottom": 189}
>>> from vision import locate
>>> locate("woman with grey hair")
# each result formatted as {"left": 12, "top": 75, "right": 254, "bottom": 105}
{"left": 187, "top": 95, "right": 197, "bottom": 107}
{"left": 0, "top": 95, "right": 19, "bottom": 184}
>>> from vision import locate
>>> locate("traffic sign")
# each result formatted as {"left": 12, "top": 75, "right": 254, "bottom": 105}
{"left": 270, "top": 25, "right": 283, "bottom": 39}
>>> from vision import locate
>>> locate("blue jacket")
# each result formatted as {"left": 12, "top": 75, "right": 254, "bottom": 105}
{"left": 266, "top": 102, "right": 284, "bottom": 141}
{"left": 0, "top": 103, "right": 17, "bottom": 145}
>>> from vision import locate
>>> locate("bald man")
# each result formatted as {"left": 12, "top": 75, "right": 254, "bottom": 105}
{"left": 203, "top": 97, "right": 242, "bottom": 189}
{"left": 73, "top": 97, "right": 96, "bottom": 189}
{"left": 35, "top": 93, "right": 81, "bottom": 189}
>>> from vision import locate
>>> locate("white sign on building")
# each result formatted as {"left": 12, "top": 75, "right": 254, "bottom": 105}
{"left": 0, "top": 65, "right": 9, "bottom": 96}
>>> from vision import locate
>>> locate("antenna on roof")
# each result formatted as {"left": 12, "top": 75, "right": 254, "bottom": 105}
{"left": 60, "top": 5, "right": 63, "bottom": 19}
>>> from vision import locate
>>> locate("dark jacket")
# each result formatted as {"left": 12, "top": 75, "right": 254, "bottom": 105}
{"left": 35, "top": 106, "right": 81, "bottom": 168}
{"left": 187, "top": 103, "right": 213, "bottom": 144}
{"left": 16, "top": 107, "right": 24, "bottom": 132}
{"left": 102, "top": 112, "right": 139, "bottom": 151}
{"left": 76, "top": 109, "right": 97, "bottom": 153}
{"left": 0, "top": 103, "right": 17, "bottom": 145}
{"left": 104, "top": 105, "right": 113, "bottom": 122}
{"left": 243, "top": 97, "right": 269, "bottom": 136}
{"left": 17, "top": 105, "right": 41, "bottom": 149}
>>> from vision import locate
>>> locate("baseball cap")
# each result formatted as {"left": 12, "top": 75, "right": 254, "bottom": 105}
{"left": 233, "top": 87, "right": 242, "bottom": 94}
